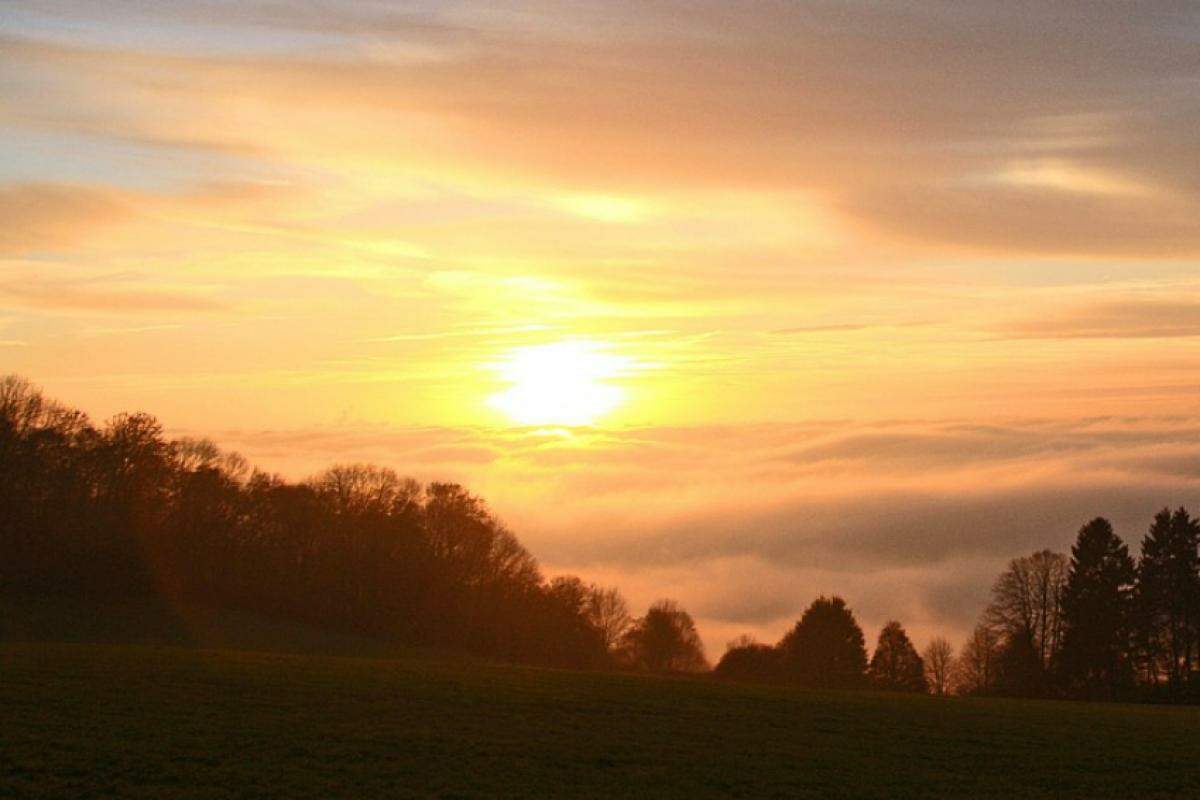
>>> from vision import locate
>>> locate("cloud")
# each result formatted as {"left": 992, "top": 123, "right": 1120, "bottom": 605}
{"left": 846, "top": 181, "right": 1200, "bottom": 258}
{"left": 0, "top": 277, "right": 226, "bottom": 313}
{"left": 1001, "top": 300, "right": 1200, "bottom": 339}
{"left": 0, "top": 183, "right": 130, "bottom": 255}
{"left": 3, "top": 2, "right": 1199, "bottom": 256}
{"left": 0, "top": 177, "right": 311, "bottom": 262}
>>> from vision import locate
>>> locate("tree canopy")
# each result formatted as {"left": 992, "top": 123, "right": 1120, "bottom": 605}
{"left": 778, "top": 596, "right": 868, "bottom": 690}
{"left": 620, "top": 600, "right": 708, "bottom": 673}
{"left": 869, "top": 621, "right": 927, "bottom": 693}
{"left": 1135, "top": 508, "right": 1200, "bottom": 692}
{"left": 0, "top": 375, "right": 625, "bottom": 670}
{"left": 1058, "top": 517, "right": 1136, "bottom": 699}
{"left": 715, "top": 636, "right": 782, "bottom": 683}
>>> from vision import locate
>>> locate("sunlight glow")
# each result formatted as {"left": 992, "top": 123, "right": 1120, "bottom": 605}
{"left": 561, "top": 194, "right": 649, "bottom": 223}
{"left": 993, "top": 160, "right": 1149, "bottom": 197}
{"left": 488, "top": 340, "right": 633, "bottom": 425}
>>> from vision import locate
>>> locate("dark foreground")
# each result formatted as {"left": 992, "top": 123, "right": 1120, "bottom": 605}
{"left": 2, "top": 642, "right": 1198, "bottom": 799}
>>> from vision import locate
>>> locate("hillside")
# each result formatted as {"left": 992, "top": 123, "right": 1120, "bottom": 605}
{"left": 3, "top": 640, "right": 1198, "bottom": 799}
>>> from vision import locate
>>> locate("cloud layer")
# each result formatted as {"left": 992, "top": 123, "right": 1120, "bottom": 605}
{"left": 5, "top": 1, "right": 1200, "bottom": 257}
{"left": 201, "top": 416, "right": 1200, "bottom": 655}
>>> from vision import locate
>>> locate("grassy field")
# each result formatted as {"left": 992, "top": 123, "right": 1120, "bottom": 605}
{"left": 2, "top": 640, "right": 1199, "bottom": 799}
{"left": 0, "top": 598, "right": 415, "bottom": 660}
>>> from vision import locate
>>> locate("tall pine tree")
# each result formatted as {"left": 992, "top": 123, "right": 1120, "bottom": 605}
{"left": 1057, "top": 518, "right": 1135, "bottom": 699}
{"left": 1135, "top": 508, "right": 1200, "bottom": 690}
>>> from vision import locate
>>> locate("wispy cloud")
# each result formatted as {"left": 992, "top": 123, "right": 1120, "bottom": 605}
{"left": 4, "top": 2, "right": 1200, "bottom": 256}
{"left": 1001, "top": 300, "right": 1200, "bottom": 340}
{"left": 0, "top": 279, "right": 226, "bottom": 313}
{"left": 0, "top": 182, "right": 130, "bottom": 255}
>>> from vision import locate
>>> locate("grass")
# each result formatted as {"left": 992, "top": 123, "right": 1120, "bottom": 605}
{"left": 0, "top": 597, "right": 415, "bottom": 659}
{"left": 2, "top": 638, "right": 1199, "bottom": 799}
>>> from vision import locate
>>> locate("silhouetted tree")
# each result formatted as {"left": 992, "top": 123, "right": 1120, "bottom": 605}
{"left": 778, "top": 596, "right": 868, "bottom": 690}
{"left": 984, "top": 549, "right": 1067, "bottom": 688}
{"left": 923, "top": 637, "right": 954, "bottom": 696}
{"left": 585, "top": 584, "right": 632, "bottom": 653}
{"left": 953, "top": 624, "right": 1000, "bottom": 695}
{"left": 715, "top": 635, "right": 783, "bottom": 683}
{"left": 1057, "top": 517, "right": 1136, "bottom": 699}
{"left": 0, "top": 376, "right": 628, "bottom": 672}
{"left": 869, "top": 621, "right": 927, "bottom": 692}
{"left": 995, "top": 627, "right": 1047, "bottom": 697}
{"left": 1135, "top": 507, "right": 1200, "bottom": 691}
{"left": 15, "top": 372, "right": 1200, "bottom": 701}
{"left": 536, "top": 576, "right": 610, "bottom": 668}
{"left": 620, "top": 600, "right": 708, "bottom": 673}
{"left": 546, "top": 575, "right": 593, "bottom": 619}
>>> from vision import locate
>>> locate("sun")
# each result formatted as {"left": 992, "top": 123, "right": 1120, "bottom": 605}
{"left": 487, "top": 340, "right": 632, "bottom": 426}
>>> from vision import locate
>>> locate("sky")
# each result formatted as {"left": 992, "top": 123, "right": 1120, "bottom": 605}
{"left": 4, "top": 0, "right": 1200, "bottom": 656}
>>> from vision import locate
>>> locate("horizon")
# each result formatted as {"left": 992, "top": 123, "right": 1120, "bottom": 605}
{"left": 5, "top": 1, "right": 1200, "bottom": 659}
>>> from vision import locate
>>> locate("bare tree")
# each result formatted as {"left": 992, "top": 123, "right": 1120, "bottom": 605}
{"left": 311, "top": 464, "right": 419, "bottom": 517}
{"left": 586, "top": 585, "right": 632, "bottom": 652}
{"left": 985, "top": 549, "right": 1068, "bottom": 671}
{"left": 173, "top": 438, "right": 250, "bottom": 483}
{"left": 953, "top": 624, "right": 1001, "bottom": 695}
{"left": 172, "top": 437, "right": 221, "bottom": 472}
{"left": 922, "top": 637, "right": 954, "bottom": 696}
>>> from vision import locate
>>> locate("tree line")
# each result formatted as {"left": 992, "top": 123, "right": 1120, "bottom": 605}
{"left": 716, "top": 514, "right": 1200, "bottom": 703}
{"left": 0, "top": 376, "right": 704, "bottom": 672}
{"left": 4, "top": 375, "right": 1198, "bottom": 702}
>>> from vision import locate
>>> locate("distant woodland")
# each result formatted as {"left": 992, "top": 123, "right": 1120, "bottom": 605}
{"left": 2, "top": 376, "right": 1198, "bottom": 703}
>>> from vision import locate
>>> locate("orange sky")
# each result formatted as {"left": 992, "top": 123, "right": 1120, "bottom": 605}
{"left": 4, "top": 1, "right": 1200, "bottom": 655}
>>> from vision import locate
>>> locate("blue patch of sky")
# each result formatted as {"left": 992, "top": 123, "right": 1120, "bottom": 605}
{"left": 0, "top": 129, "right": 282, "bottom": 192}
{"left": 1, "top": 3, "right": 358, "bottom": 58}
